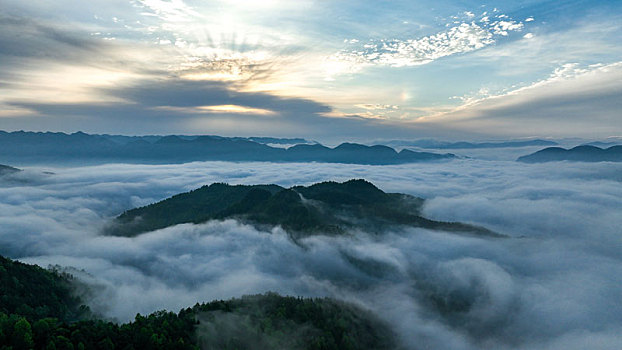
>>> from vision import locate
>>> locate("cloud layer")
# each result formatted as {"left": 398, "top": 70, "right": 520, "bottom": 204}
{"left": 330, "top": 12, "right": 525, "bottom": 70}
{"left": 1, "top": 159, "right": 621, "bottom": 349}
{"left": 424, "top": 61, "right": 622, "bottom": 137}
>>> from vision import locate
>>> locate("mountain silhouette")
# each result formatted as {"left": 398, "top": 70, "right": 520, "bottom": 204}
{"left": 0, "top": 130, "right": 455, "bottom": 165}
{"left": 517, "top": 145, "right": 622, "bottom": 163}
{"left": 381, "top": 139, "right": 558, "bottom": 149}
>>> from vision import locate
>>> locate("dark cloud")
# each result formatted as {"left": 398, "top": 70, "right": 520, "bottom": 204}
{"left": 437, "top": 63, "right": 622, "bottom": 138}
{"left": 466, "top": 88, "right": 622, "bottom": 126}
{"left": 103, "top": 79, "right": 332, "bottom": 114}
{"left": 0, "top": 13, "right": 172, "bottom": 89}
{"left": 6, "top": 78, "right": 332, "bottom": 135}
{"left": 1, "top": 159, "right": 621, "bottom": 349}
{"left": 0, "top": 16, "right": 104, "bottom": 65}
{"left": 6, "top": 78, "right": 439, "bottom": 140}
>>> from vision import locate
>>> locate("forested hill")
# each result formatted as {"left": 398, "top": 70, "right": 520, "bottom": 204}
{"left": 0, "top": 255, "right": 394, "bottom": 350}
{"left": 0, "top": 255, "right": 89, "bottom": 322}
{"left": 0, "top": 130, "right": 455, "bottom": 165}
{"left": 112, "top": 179, "right": 500, "bottom": 238}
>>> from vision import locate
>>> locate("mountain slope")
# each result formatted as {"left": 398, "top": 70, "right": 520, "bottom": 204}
{"left": 0, "top": 256, "right": 89, "bottom": 322}
{"left": 517, "top": 145, "right": 622, "bottom": 163}
{"left": 111, "top": 179, "right": 500, "bottom": 238}
{"left": 0, "top": 255, "right": 394, "bottom": 350}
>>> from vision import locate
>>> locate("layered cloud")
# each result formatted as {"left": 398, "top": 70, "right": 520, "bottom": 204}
{"left": 5, "top": 78, "right": 437, "bottom": 139}
{"left": 1, "top": 0, "right": 621, "bottom": 139}
{"left": 1, "top": 159, "right": 621, "bottom": 349}
{"left": 422, "top": 61, "right": 622, "bottom": 137}
{"left": 327, "top": 11, "right": 525, "bottom": 75}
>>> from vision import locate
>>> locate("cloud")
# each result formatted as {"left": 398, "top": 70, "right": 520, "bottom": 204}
{"left": 2, "top": 1, "right": 619, "bottom": 140}
{"left": 1, "top": 159, "right": 621, "bottom": 349}
{"left": 104, "top": 79, "right": 331, "bottom": 114}
{"left": 133, "top": 0, "right": 201, "bottom": 23}
{"left": 328, "top": 12, "right": 525, "bottom": 74}
{"left": 421, "top": 62, "right": 622, "bottom": 138}
{"left": 0, "top": 12, "right": 177, "bottom": 114}
{"left": 0, "top": 13, "right": 168, "bottom": 79}
{"left": 4, "top": 77, "right": 452, "bottom": 140}
{"left": 3, "top": 78, "right": 331, "bottom": 135}
{"left": 0, "top": 16, "right": 102, "bottom": 64}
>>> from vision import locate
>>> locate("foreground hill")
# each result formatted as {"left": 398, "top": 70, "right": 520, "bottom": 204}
{"left": 517, "top": 145, "right": 622, "bottom": 163}
{"left": 0, "top": 130, "right": 454, "bottom": 165}
{"left": 0, "top": 256, "right": 89, "bottom": 322}
{"left": 0, "top": 255, "right": 393, "bottom": 350}
{"left": 111, "top": 179, "right": 499, "bottom": 238}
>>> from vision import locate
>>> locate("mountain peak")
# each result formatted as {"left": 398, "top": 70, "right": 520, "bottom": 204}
{"left": 110, "top": 179, "right": 500, "bottom": 238}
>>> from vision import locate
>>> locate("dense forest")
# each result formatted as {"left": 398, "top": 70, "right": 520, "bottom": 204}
{"left": 0, "top": 255, "right": 394, "bottom": 349}
{"left": 113, "top": 179, "right": 500, "bottom": 238}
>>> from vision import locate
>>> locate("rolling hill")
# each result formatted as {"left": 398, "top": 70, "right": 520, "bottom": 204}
{"left": 111, "top": 179, "right": 500, "bottom": 238}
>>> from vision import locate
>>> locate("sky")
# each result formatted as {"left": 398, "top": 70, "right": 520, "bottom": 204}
{"left": 0, "top": 0, "right": 621, "bottom": 141}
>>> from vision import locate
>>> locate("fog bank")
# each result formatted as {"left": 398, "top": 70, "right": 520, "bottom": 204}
{"left": 1, "top": 159, "right": 621, "bottom": 349}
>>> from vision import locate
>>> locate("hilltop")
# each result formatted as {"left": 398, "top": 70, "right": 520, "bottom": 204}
{"left": 111, "top": 179, "right": 499, "bottom": 238}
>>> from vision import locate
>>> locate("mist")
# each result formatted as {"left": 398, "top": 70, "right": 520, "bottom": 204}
{"left": 1, "top": 159, "right": 621, "bottom": 349}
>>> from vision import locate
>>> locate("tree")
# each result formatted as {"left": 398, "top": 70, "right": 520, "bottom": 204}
{"left": 33, "top": 318, "right": 52, "bottom": 345}
{"left": 12, "top": 317, "right": 34, "bottom": 350}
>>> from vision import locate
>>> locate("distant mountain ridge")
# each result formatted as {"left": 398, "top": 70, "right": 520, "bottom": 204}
{"left": 0, "top": 130, "right": 454, "bottom": 165}
{"left": 380, "top": 139, "right": 558, "bottom": 149}
{"left": 110, "top": 179, "right": 500, "bottom": 238}
{"left": 517, "top": 145, "right": 622, "bottom": 163}
{"left": 101, "top": 133, "right": 314, "bottom": 146}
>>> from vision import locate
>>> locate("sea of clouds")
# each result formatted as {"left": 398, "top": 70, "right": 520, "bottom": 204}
{"left": 1, "top": 159, "right": 621, "bottom": 349}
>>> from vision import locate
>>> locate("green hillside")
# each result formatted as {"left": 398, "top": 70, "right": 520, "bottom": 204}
{"left": 112, "top": 179, "right": 500, "bottom": 238}
{"left": 0, "top": 256, "right": 394, "bottom": 350}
